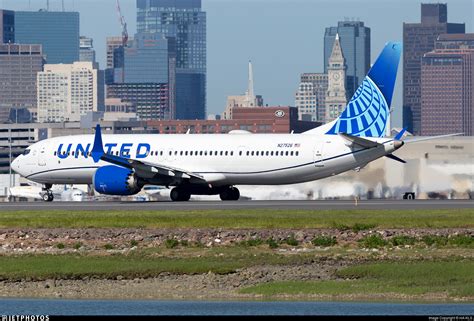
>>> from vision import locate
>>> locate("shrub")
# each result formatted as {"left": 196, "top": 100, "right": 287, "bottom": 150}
{"left": 312, "top": 236, "right": 337, "bottom": 247}
{"left": 104, "top": 243, "right": 114, "bottom": 250}
{"left": 164, "top": 239, "right": 179, "bottom": 249}
{"left": 56, "top": 243, "right": 65, "bottom": 249}
{"left": 180, "top": 240, "right": 189, "bottom": 247}
{"left": 448, "top": 235, "right": 473, "bottom": 247}
{"left": 73, "top": 242, "right": 83, "bottom": 250}
{"left": 422, "top": 235, "right": 448, "bottom": 247}
{"left": 266, "top": 238, "right": 279, "bottom": 249}
{"left": 247, "top": 238, "right": 264, "bottom": 247}
{"left": 285, "top": 236, "right": 299, "bottom": 246}
{"left": 130, "top": 240, "right": 139, "bottom": 247}
{"left": 358, "top": 235, "right": 388, "bottom": 248}
{"left": 391, "top": 236, "right": 417, "bottom": 246}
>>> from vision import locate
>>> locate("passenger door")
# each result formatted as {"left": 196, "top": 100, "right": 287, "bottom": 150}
{"left": 38, "top": 142, "right": 48, "bottom": 166}
{"left": 313, "top": 142, "right": 324, "bottom": 168}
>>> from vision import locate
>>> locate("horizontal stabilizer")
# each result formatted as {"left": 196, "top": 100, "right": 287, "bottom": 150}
{"left": 385, "top": 153, "right": 406, "bottom": 164}
{"left": 404, "top": 133, "right": 464, "bottom": 144}
{"left": 338, "top": 133, "right": 380, "bottom": 148}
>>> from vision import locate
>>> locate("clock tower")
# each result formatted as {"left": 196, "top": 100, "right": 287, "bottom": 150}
{"left": 325, "top": 33, "right": 347, "bottom": 122}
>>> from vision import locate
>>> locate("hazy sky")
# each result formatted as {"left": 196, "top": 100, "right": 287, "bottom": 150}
{"left": 1, "top": 0, "right": 472, "bottom": 126}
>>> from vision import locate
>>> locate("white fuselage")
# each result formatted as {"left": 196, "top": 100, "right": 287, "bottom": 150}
{"left": 12, "top": 132, "right": 398, "bottom": 187}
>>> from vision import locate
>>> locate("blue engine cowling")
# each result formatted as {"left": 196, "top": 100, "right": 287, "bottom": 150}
{"left": 93, "top": 165, "right": 142, "bottom": 196}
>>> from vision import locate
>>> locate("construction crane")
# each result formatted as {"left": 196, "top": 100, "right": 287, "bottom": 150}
{"left": 116, "top": 0, "right": 129, "bottom": 47}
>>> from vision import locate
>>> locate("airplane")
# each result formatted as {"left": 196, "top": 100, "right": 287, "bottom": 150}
{"left": 10, "top": 41, "right": 460, "bottom": 202}
{"left": 9, "top": 184, "right": 85, "bottom": 202}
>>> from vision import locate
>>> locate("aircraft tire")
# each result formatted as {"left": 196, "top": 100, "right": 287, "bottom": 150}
{"left": 170, "top": 188, "right": 191, "bottom": 202}
{"left": 220, "top": 187, "right": 240, "bottom": 201}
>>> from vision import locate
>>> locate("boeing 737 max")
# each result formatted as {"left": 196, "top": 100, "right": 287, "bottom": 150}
{"left": 10, "top": 42, "right": 459, "bottom": 202}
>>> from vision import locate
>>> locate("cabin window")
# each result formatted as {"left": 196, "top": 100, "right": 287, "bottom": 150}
{"left": 290, "top": 151, "right": 294, "bottom": 156}
{"left": 239, "top": 151, "right": 242, "bottom": 156}
{"left": 271, "top": 151, "right": 274, "bottom": 156}
{"left": 285, "top": 151, "right": 289, "bottom": 156}
{"left": 296, "top": 151, "right": 299, "bottom": 156}
{"left": 220, "top": 151, "right": 224, "bottom": 156}
{"left": 230, "top": 151, "right": 234, "bottom": 156}
{"left": 200, "top": 151, "right": 203, "bottom": 156}
{"left": 266, "top": 151, "right": 269, "bottom": 156}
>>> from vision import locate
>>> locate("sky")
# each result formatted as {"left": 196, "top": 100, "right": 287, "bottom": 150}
{"left": 1, "top": 0, "right": 472, "bottom": 127}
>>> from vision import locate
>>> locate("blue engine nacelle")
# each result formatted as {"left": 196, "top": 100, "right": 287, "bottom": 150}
{"left": 93, "top": 165, "right": 142, "bottom": 196}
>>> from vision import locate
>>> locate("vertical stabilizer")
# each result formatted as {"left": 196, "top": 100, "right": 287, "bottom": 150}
{"left": 323, "top": 42, "right": 402, "bottom": 137}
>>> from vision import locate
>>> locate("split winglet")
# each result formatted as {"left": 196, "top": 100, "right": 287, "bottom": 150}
{"left": 91, "top": 124, "right": 104, "bottom": 163}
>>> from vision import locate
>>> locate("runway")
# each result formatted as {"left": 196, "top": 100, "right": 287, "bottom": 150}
{"left": 0, "top": 199, "right": 472, "bottom": 211}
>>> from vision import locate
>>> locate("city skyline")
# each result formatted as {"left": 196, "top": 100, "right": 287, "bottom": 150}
{"left": 0, "top": 0, "right": 472, "bottom": 127}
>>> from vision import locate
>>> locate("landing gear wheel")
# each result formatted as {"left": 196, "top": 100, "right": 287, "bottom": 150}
{"left": 170, "top": 188, "right": 191, "bottom": 202}
{"left": 42, "top": 191, "right": 54, "bottom": 202}
{"left": 220, "top": 187, "right": 240, "bottom": 201}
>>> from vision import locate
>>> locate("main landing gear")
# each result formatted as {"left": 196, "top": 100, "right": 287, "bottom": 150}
{"left": 169, "top": 186, "right": 240, "bottom": 202}
{"left": 219, "top": 186, "right": 240, "bottom": 201}
{"left": 42, "top": 184, "right": 54, "bottom": 202}
{"left": 170, "top": 187, "right": 191, "bottom": 202}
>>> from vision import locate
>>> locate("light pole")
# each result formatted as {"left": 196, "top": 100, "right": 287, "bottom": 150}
{"left": 8, "top": 127, "right": 12, "bottom": 198}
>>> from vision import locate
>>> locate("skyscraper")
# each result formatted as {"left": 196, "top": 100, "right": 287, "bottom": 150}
{"left": 0, "top": 44, "right": 44, "bottom": 117}
{"left": 79, "top": 36, "right": 96, "bottom": 63}
{"left": 324, "top": 21, "right": 370, "bottom": 99}
{"left": 137, "top": 0, "right": 206, "bottom": 120}
{"left": 325, "top": 34, "right": 347, "bottom": 122}
{"left": 0, "top": 10, "right": 14, "bottom": 44}
{"left": 37, "top": 62, "right": 102, "bottom": 123}
{"left": 420, "top": 34, "right": 474, "bottom": 136}
{"left": 15, "top": 11, "right": 79, "bottom": 64}
{"left": 111, "top": 33, "right": 176, "bottom": 119}
{"left": 403, "top": 3, "right": 465, "bottom": 135}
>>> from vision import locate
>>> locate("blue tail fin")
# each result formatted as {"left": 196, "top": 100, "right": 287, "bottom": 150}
{"left": 326, "top": 42, "right": 402, "bottom": 137}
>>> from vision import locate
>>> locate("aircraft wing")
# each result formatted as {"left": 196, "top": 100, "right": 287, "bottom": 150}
{"left": 90, "top": 125, "right": 206, "bottom": 182}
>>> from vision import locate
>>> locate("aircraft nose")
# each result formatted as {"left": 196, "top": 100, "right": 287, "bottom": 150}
{"left": 11, "top": 157, "right": 20, "bottom": 173}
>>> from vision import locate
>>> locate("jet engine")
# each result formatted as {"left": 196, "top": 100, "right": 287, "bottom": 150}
{"left": 93, "top": 165, "right": 142, "bottom": 195}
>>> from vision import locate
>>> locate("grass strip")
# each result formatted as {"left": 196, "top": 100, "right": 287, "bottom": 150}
{"left": 240, "top": 260, "right": 474, "bottom": 300}
{"left": 0, "top": 251, "right": 306, "bottom": 281}
{"left": 0, "top": 208, "right": 472, "bottom": 229}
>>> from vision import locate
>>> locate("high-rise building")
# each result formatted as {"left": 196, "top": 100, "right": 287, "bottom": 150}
{"left": 106, "top": 83, "right": 169, "bottom": 120}
{"left": 435, "top": 33, "right": 474, "bottom": 50}
{"left": 324, "top": 21, "right": 370, "bottom": 99}
{"left": 296, "top": 73, "right": 328, "bottom": 122}
{"left": 137, "top": 0, "right": 206, "bottom": 120}
{"left": 420, "top": 34, "right": 474, "bottom": 136}
{"left": 403, "top": 3, "right": 465, "bottom": 135}
{"left": 325, "top": 34, "right": 347, "bottom": 122}
{"left": 110, "top": 33, "right": 176, "bottom": 119}
{"left": 37, "top": 62, "right": 103, "bottom": 122}
{"left": 79, "top": 36, "right": 96, "bottom": 63}
{"left": 222, "top": 61, "right": 263, "bottom": 120}
{"left": 105, "top": 36, "right": 134, "bottom": 84}
{"left": 0, "top": 44, "right": 44, "bottom": 117}
{"left": 0, "top": 10, "right": 14, "bottom": 44}
{"left": 15, "top": 11, "right": 79, "bottom": 64}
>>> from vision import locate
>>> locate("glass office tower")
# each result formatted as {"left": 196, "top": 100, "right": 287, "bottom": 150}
{"left": 15, "top": 11, "right": 79, "bottom": 64}
{"left": 137, "top": 0, "right": 206, "bottom": 120}
{"left": 324, "top": 21, "right": 370, "bottom": 100}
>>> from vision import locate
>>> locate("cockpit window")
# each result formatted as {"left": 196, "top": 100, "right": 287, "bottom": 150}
{"left": 23, "top": 149, "right": 31, "bottom": 156}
